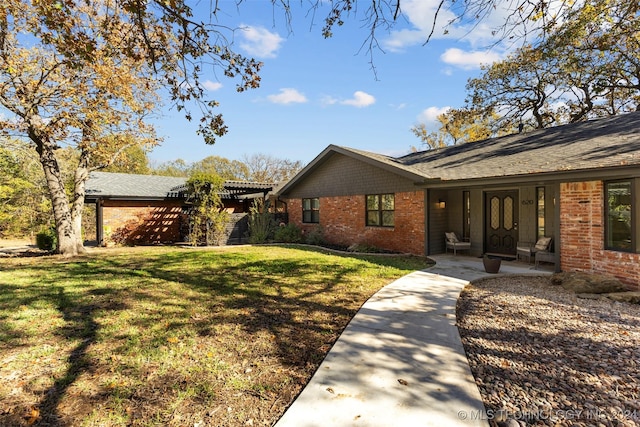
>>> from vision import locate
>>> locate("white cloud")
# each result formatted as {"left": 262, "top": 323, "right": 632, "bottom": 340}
{"left": 238, "top": 25, "right": 284, "bottom": 59}
{"left": 267, "top": 88, "right": 308, "bottom": 104}
{"left": 382, "top": 0, "right": 536, "bottom": 52}
{"left": 417, "top": 106, "right": 450, "bottom": 124}
{"left": 381, "top": 0, "right": 459, "bottom": 52}
{"left": 382, "top": 28, "right": 428, "bottom": 53}
{"left": 341, "top": 91, "right": 376, "bottom": 108}
{"left": 441, "top": 67, "right": 454, "bottom": 76}
{"left": 203, "top": 80, "right": 223, "bottom": 91}
{"left": 440, "top": 48, "right": 502, "bottom": 70}
{"left": 321, "top": 95, "right": 338, "bottom": 106}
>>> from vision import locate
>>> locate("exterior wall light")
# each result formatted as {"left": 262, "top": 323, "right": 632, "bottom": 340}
{"left": 438, "top": 199, "right": 446, "bottom": 209}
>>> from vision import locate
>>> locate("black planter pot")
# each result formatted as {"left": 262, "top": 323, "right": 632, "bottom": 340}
{"left": 483, "top": 255, "right": 501, "bottom": 274}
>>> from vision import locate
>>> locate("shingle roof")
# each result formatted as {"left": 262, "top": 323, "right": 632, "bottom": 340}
{"left": 85, "top": 172, "right": 187, "bottom": 199}
{"left": 85, "top": 172, "right": 276, "bottom": 200}
{"left": 396, "top": 112, "right": 640, "bottom": 181}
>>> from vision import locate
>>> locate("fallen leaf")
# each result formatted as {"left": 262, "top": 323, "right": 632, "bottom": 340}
{"left": 25, "top": 407, "right": 39, "bottom": 425}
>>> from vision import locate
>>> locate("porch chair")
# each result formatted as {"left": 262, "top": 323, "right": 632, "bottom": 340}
{"left": 445, "top": 232, "right": 471, "bottom": 255}
{"left": 516, "top": 237, "right": 552, "bottom": 265}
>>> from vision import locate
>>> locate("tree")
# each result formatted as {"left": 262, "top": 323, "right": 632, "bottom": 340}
{"left": 151, "top": 159, "right": 191, "bottom": 177}
{"left": 466, "top": 46, "right": 559, "bottom": 131}
{"left": 0, "top": 142, "right": 50, "bottom": 238}
{"left": 0, "top": 1, "right": 159, "bottom": 255}
{"left": 102, "top": 142, "right": 152, "bottom": 175}
{"left": 543, "top": 0, "right": 640, "bottom": 116}
{"left": 190, "top": 156, "right": 250, "bottom": 181}
{"left": 241, "top": 153, "right": 304, "bottom": 183}
{"left": 411, "top": 108, "right": 497, "bottom": 149}
{"left": 185, "top": 172, "right": 229, "bottom": 246}
{"left": 464, "top": 1, "right": 640, "bottom": 131}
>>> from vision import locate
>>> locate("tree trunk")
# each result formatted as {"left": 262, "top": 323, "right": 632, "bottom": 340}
{"left": 70, "top": 148, "right": 91, "bottom": 255}
{"left": 33, "top": 128, "right": 84, "bottom": 256}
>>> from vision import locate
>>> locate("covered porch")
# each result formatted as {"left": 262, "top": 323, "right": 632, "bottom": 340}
{"left": 426, "top": 183, "right": 560, "bottom": 272}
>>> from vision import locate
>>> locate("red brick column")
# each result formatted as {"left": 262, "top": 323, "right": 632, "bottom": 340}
{"left": 560, "top": 182, "right": 639, "bottom": 289}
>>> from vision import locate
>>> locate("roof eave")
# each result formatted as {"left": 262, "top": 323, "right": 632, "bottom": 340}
{"left": 416, "top": 164, "right": 640, "bottom": 189}
{"left": 84, "top": 195, "right": 183, "bottom": 202}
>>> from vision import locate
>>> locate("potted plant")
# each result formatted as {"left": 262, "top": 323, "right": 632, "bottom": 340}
{"left": 483, "top": 255, "right": 501, "bottom": 273}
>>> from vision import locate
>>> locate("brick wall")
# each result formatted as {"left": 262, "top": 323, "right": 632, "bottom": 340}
{"left": 102, "top": 200, "right": 185, "bottom": 245}
{"left": 560, "top": 181, "right": 640, "bottom": 289}
{"left": 286, "top": 191, "right": 425, "bottom": 255}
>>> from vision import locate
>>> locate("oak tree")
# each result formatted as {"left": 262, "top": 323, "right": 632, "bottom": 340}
{"left": 241, "top": 153, "right": 304, "bottom": 183}
{"left": 190, "top": 156, "right": 251, "bottom": 181}
{"left": 464, "top": 0, "right": 640, "bottom": 132}
{"left": 411, "top": 108, "right": 497, "bottom": 149}
{"left": 0, "top": 1, "right": 159, "bottom": 255}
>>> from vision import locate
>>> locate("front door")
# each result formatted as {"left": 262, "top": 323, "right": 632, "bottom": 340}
{"left": 485, "top": 190, "right": 518, "bottom": 255}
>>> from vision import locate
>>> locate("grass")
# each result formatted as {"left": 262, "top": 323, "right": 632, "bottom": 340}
{"left": 0, "top": 244, "right": 432, "bottom": 426}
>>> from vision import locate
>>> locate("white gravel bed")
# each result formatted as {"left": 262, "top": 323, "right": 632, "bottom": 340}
{"left": 456, "top": 275, "right": 640, "bottom": 427}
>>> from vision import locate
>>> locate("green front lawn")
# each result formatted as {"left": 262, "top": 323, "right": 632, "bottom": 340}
{"left": 0, "top": 245, "right": 431, "bottom": 426}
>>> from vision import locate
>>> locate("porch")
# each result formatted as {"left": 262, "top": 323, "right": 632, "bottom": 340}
{"left": 428, "top": 185, "right": 560, "bottom": 273}
{"left": 426, "top": 253, "right": 555, "bottom": 282}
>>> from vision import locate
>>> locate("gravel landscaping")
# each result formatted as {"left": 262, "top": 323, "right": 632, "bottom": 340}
{"left": 457, "top": 275, "right": 640, "bottom": 427}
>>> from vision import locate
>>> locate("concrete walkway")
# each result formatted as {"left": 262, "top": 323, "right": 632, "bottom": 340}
{"left": 275, "top": 254, "right": 552, "bottom": 427}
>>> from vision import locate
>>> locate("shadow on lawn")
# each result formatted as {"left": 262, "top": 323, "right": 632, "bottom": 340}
{"left": 132, "top": 251, "right": 371, "bottom": 366}
{"left": 36, "top": 288, "right": 100, "bottom": 426}
{"left": 0, "top": 247, "right": 430, "bottom": 426}
{"left": 0, "top": 262, "right": 131, "bottom": 426}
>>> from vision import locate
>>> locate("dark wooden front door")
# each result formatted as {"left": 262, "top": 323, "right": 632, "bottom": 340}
{"left": 485, "top": 190, "right": 518, "bottom": 255}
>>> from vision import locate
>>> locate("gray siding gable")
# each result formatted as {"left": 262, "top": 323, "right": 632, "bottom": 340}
{"left": 282, "top": 152, "right": 419, "bottom": 198}
{"left": 278, "top": 145, "right": 425, "bottom": 197}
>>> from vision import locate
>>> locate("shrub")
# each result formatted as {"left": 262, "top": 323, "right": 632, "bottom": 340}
{"left": 273, "top": 223, "right": 303, "bottom": 243}
{"left": 347, "top": 243, "right": 384, "bottom": 253}
{"left": 35, "top": 227, "right": 57, "bottom": 251}
{"left": 186, "top": 173, "right": 228, "bottom": 246}
{"left": 247, "top": 198, "right": 274, "bottom": 244}
{"left": 304, "top": 225, "right": 325, "bottom": 246}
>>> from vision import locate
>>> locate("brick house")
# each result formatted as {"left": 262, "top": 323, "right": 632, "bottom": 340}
{"left": 277, "top": 112, "right": 640, "bottom": 289}
{"left": 84, "top": 172, "right": 274, "bottom": 246}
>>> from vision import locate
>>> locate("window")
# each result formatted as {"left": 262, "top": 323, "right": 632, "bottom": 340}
{"left": 605, "top": 180, "right": 633, "bottom": 251}
{"left": 302, "top": 198, "right": 319, "bottom": 223}
{"left": 536, "top": 187, "right": 545, "bottom": 238}
{"left": 366, "top": 194, "right": 394, "bottom": 227}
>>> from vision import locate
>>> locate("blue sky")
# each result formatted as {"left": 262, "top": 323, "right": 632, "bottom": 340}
{"left": 149, "top": 0, "right": 509, "bottom": 166}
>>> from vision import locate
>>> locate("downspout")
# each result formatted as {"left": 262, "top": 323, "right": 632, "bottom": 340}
{"left": 96, "top": 198, "right": 104, "bottom": 246}
{"left": 424, "top": 189, "right": 430, "bottom": 256}
{"left": 553, "top": 183, "right": 561, "bottom": 273}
